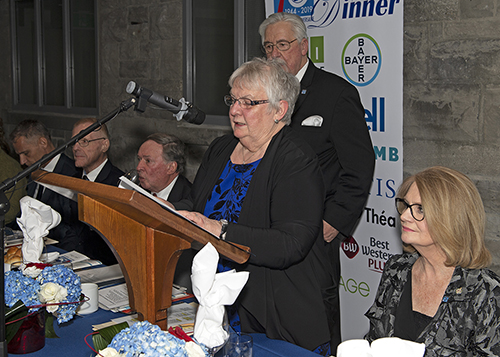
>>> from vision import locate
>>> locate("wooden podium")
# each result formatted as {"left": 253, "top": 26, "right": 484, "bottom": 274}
{"left": 32, "top": 170, "right": 250, "bottom": 329}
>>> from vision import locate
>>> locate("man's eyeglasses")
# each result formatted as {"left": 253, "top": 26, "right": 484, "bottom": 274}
{"left": 73, "top": 137, "right": 106, "bottom": 148}
{"left": 395, "top": 198, "right": 425, "bottom": 221}
{"left": 224, "top": 95, "right": 269, "bottom": 109}
{"left": 262, "top": 39, "right": 297, "bottom": 54}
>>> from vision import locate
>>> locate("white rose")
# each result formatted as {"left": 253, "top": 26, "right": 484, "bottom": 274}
{"left": 185, "top": 341, "right": 206, "bottom": 357}
{"left": 99, "top": 347, "right": 123, "bottom": 357}
{"left": 39, "top": 282, "right": 68, "bottom": 310}
{"left": 22, "top": 266, "right": 42, "bottom": 278}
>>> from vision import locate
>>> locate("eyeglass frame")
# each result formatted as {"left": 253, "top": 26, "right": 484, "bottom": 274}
{"left": 224, "top": 95, "right": 269, "bottom": 109}
{"left": 73, "top": 137, "right": 106, "bottom": 148}
{"left": 262, "top": 38, "right": 298, "bottom": 54}
{"left": 395, "top": 198, "right": 425, "bottom": 221}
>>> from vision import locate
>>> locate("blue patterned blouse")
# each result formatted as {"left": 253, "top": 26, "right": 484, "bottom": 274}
{"left": 203, "top": 159, "right": 261, "bottom": 222}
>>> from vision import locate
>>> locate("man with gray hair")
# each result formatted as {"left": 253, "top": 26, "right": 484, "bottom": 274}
{"left": 136, "top": 133, "right": 191, "bottom": 202}
{"left": 10, "top": 120, "right": 82, "bottom": 251}
{"left": 71, "top": 118, "right": 124, "bottom": 186}
{"left": 71, "top": 117, "right": 124, "bottom": 265}
{"left": 260, "top": 12, "right": 375, "bottom": 352}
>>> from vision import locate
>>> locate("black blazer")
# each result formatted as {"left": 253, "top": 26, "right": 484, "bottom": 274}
{"left": 81, "top": 159, "right": 124, "bottom": 265}
{"left": 94, "top": 160, "right": 124, "bottom": 186}
{"left": 291, "top": 61, "right": 375, "bottom": 237}
{"left": 168, "top": 174, "right": 192, "bottom": 203}
{"left": 176, "top": 127, "right": 330, "bottom": 350}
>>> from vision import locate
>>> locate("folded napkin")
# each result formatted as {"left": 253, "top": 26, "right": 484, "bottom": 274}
{"left": 336, "top": 339, "right": 372, "bottom": 357}
{"left": 17, "top": 196, "right": 61, "bottom": 263}
{"left": 337, "top": 337, "right": 425, "bottom": 357}
{"left": 192, "top": 243, "right": 249, "bottom": 348}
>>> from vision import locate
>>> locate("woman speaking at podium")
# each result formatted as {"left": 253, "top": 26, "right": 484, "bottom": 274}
{"left": 175, "top": 58, "right": 332, "bottom": 355}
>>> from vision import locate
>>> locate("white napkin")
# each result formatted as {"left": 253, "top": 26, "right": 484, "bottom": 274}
{"left": 336, "top": 339, "right": 372, "bottom": 357}
{"left": 337, "top": 337, "right": 425, "bottom": 357}
{"left": 192, "top": 243, "right": 249, "bottom": 348}
{"left": 16, "top": 196, "right": 61, "bottom": 263}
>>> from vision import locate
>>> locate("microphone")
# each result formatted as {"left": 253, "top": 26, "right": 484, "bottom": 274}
{"left": 126, "top": 81, "right": 205, "bottom": 125}
{"left": 123, "top": 169, "right": 140, "bottom": 184}
{"left": 118, "top": 169, "right": 140, "bottom": 190}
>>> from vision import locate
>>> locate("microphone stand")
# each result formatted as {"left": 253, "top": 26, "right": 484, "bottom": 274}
{"left": 0, "top": 97, "right": 137, "bottom": 357}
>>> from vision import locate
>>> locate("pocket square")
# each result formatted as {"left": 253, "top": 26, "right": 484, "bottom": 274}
{"left": 301, "top": 115, "right": 323, "bottom": 127}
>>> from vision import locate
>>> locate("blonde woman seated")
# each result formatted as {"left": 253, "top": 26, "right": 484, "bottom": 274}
{"left": 365, "top": 166, "right": 500, "bottom": 356}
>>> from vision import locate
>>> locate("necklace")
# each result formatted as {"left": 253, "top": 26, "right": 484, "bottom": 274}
{"left": 241, "top": 145, "right": 261, "bottom": 164}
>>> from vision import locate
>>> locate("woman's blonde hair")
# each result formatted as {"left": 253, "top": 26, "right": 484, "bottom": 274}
{"left": 397, "top": 166, "right": 491, "bottom": 268}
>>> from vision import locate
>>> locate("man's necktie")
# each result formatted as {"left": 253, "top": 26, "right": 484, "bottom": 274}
{"left": 82, "top": 175, "right": 90, "bottom": 181}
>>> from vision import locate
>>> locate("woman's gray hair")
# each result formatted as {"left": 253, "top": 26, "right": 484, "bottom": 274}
{"left": 258, "top": 12, "right": 308, "bottom": 44}
{"left": 228, "top": 57, "right": 300, "bottom": 125}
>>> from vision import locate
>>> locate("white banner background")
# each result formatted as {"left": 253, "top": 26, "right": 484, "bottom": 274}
{"left": 265, "top": 0, "right": 404, "bottom": 341}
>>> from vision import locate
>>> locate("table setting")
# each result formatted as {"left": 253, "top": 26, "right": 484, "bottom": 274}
{"left": 3, "top": 197, "right": 319, "bottom": 357}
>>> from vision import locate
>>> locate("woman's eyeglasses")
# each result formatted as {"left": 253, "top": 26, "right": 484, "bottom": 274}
{"left": 395, "top": 198, "right": 425, "bottom": 221}
{"left": 224, "top": 95, "right": 269, "bottom": 109}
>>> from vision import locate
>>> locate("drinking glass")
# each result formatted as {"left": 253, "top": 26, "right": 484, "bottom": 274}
{"left": 221, "top": 333, "right": 253, "bottom": 357}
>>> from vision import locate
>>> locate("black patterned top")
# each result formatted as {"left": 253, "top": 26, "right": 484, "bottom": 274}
{"left": 203, "top": 159, "right": 261, "bottom": 222}
{"left": 365, "top": 252, "right": 500, "bottom": 356}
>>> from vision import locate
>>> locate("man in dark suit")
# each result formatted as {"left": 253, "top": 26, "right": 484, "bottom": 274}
{"left": 10, "top": 120, "right": 82, "bottom": 250}
{"left": 71, "top": 118, "right": 124, "bottom": 186}
{"left": 260, "top": 12, "right": 375, "bottom": 352}
{"left": 71, "top": 118, "right": 124, "bottom": 265}
{"left": 136, "top": 133, "right": 192, "bottom": 202}
{"left": 136, "top": 133, "right": 193, "bottom": 290}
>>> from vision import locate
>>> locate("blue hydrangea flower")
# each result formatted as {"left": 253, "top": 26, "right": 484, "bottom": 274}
{"left": 108, "top": 321, "right": 208, "bottom": 357}
{"left": 36, "top": 265, "right": 82, "bottom": 323}
{"left": 4, "top": 270, "right": 41, "bottom": 310}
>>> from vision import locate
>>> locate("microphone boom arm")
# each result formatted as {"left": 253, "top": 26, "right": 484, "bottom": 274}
{"left": 0, "top": 96, "right": 137, "bottom": 357}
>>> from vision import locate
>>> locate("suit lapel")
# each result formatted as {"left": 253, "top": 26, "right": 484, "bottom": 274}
{"left": 293, "top": 60, "right": 315, "bottom": 115}
{"left": 94, "top": 161, "right": 110, "bottom": 183}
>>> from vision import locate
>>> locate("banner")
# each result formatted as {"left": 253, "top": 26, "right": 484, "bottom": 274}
{"left": 265, "top": 0, "right": 404, "bottom": 340}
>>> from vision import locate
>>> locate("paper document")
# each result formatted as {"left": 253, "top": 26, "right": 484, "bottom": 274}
{"left": 119, "top": 176, "right": 180, "bottom": 215}
{"left": 119, "top": 176, "right": 218, "bottom": 238}
{"left": 167, "top": 302, "right": 198, "bottom": 329}
{"left": 59, "top": 250, "right": 91, "bottom": 263}
{"left": 99, "top": 283, "right": 129, "bottom": 310}
{"left": 4, "top": 229, "right": 58, "bottom": 248}
{"left": 77, "top": 264, "right": 123, "bottom": 284}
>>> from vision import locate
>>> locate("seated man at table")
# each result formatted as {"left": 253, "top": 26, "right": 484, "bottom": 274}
{"left": 136, "top": 133, "right": 191, "bottom": 202}
{"left": 10, "top": 120, "right": 82, "bottom": 250}
{"left": 72, "top": 118, "right": 124, "bottom": 185}
{"left": 71, "top": 118, "right": 124, "bottom": 265}
{"left": 136, "top": 133, "right": 193, "bottom": 289}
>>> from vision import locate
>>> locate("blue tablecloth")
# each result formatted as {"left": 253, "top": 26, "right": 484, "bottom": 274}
{"left": 7, "top": 300, "right": 318, "bottom": 356}
{"left": 6, "top": 245, "right": 318, "bottom": 356}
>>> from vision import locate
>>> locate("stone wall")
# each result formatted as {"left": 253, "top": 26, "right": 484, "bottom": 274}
{"left": 0, "top": 0, "right": 230, "bottom": 181}
{"left": 403, "top": 0, "right": 500, "bottom": 271}
{"left": 2, "top": 0, "right": 500, "bottom": 271}
{"left": 96, "top": 0, "right": 231, "bottom": 180}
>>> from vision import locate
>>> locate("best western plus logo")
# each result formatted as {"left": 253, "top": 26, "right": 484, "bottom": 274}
{"left": 342, "top": 236, "right": 359, "bottom": 259}
{"left": 342, "top": 33, "right": 381, "bottom": 87}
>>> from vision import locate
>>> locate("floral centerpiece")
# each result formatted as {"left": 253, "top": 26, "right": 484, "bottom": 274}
{"left": 94, "top": 321, "right": 208, "bottom": 357}
{"left": 5, "top": 263, "right": 82, "bottom": 345}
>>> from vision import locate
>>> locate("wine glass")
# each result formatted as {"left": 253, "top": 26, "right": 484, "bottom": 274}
{"left": 207, "top": 311, "right": 229, "bottom": 357}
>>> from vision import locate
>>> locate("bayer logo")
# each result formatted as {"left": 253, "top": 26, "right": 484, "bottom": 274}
{"left": 341, "top": 33, "right": 381, "bottom": 87}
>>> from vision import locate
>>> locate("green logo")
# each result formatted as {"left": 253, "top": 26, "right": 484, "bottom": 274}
{"left": 310, "top": 36, "right": 324, "bottom": 63}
